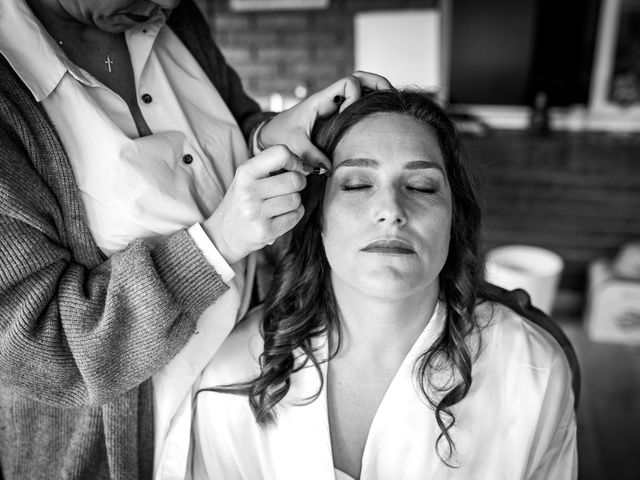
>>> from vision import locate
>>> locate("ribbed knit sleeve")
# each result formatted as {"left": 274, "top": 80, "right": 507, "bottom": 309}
{"left": 0, "top": 214, "right": 228, "bottom": 406}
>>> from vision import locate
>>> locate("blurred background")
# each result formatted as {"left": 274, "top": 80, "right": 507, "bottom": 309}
{"left": 194, "top": 0, "right": 639, "bottom": 478}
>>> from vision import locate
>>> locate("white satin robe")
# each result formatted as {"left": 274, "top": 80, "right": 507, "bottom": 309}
{"left": 191, "top": 301, "right": 577, "bottom": 480}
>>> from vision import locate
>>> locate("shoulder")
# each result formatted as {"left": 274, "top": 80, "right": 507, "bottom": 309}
{"left": 199, "top": 304, "right": 266, "bottom": 388}
{"left": 0, "top": 72, "right": 62, "bottom": 234}
{"left": 475, "top": 301, "right": 572, "bottom": 384}
{"left": 468, "top": 303, "right": 576, "bottom": 476}
{"left": 0, "top": 56, "right": 43, "bottom": 124}
{"left": 0, "top": 56, "right": 57, "bottom": 175}
{"left": 472, "top": 301, "right": 575, "bottom": 425}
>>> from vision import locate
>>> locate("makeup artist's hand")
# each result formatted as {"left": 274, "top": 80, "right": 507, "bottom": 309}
{"left": 258, "top": 71, "right": 392, "bottom": 171}
{"left": 202, "top": 145, "right": 309, "bottom": 265}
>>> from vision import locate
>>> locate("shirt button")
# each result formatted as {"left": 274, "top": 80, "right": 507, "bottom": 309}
{"left": 141, "top": 93, "right": 153, "bottom": 104}
{"left": 182, "top": 154, "right": 193, "bottom": 165}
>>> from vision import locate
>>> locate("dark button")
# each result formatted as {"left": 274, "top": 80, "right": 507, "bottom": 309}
{"left": 182, "top": 154, "right": 193, "bottom": 165}
{"left": 141, "top": 93, "right": 152, "bottom": 104}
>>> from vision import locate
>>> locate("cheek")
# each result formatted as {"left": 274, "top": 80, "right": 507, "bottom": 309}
{"left": 321, "top": 195, "right": 365, "bottom": 241}
{"left": 321, "top": 203, "right": 346, "bottom": 248}
{"left": 435, "top": 205, "right": 453, "bottom": 262}
{"left": 414, "top": 199, "right": 452, "bottom": 257}
{"left": 320, "top": 199, "right": 362, "bottom": 268}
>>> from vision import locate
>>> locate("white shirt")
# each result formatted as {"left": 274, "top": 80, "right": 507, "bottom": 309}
{"left": 0, "top": 1, "right": 256, "bottom": 478}
{"left": 192, "top": 301, "right": 578, "bottom": 480}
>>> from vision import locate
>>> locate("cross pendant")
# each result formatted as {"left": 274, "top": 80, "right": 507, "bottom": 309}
{"left": 105, "top": 54, "right": 114, "bottom": 73}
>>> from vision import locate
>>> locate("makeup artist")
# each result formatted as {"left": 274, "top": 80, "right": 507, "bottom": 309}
{"left": 0, "top": 0, "right": 391, "bottom": 478}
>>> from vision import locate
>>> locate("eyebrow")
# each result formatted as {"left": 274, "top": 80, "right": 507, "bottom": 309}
{"left": 334, "top": 158, "right": 445, "bottom": 174}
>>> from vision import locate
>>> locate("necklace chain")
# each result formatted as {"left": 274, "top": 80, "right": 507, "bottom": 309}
{"left": 57, "top": 34, "right": 116, "bottom": 73}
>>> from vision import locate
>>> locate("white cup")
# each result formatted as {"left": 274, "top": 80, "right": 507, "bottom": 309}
{"left": 485, "top": 245, "right": 564, "bottom": 314}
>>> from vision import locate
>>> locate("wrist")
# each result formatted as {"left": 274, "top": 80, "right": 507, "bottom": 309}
{"left": 201, "top": 217, "right": 242, "bottom": 265}
{"left": 255, "top": 116, "right": 276, "bottom": 152}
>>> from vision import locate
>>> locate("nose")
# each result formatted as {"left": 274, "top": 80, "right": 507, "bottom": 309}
{"left": 373, "top": 188, "right": 407, "bottom": 226}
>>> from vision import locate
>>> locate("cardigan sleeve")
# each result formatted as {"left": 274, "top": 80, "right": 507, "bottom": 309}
{"left": 0, "top": 216, "right": 229, "bottom": 407}
{"left": 0, "top": 131, "right": 230, "bottom": 407}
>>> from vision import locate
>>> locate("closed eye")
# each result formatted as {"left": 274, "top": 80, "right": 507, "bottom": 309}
{"left": 341, "top": 184, "right": 372, "bottom": 191}
{"left": 407, "top": 186, "right": 436, "bottom": 194}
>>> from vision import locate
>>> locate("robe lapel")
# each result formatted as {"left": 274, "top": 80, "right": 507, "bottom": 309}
{"left": 268, "top": 342, "right": 336, "bottom": 480}
{"left": 360, "top": 302, "right": 451, "bottom": 480}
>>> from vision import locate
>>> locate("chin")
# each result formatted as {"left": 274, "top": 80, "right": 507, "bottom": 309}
{"left": 97, "top": 15, "right": 146, "bottom": 33}
{"left": 96, "top": 22, "right": 129, "bottom": 33}
{"left": 355, "top": 270, "right": 431, "bottom": 300}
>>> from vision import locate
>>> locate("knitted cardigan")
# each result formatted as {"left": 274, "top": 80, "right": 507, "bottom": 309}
{"left": 0, "top": 1, "right": 268, "bottom": 478}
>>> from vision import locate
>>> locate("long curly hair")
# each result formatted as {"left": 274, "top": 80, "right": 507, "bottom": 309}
{"left": 207, "top": 89, "right": 492, "bottom": 464}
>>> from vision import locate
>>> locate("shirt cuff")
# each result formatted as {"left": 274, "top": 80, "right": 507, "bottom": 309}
{"left": 187, "top": 223, "right": 235, "bottom": 283}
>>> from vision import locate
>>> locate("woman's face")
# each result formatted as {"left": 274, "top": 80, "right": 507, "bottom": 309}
{"left": 321, "top": 113, "right": 453, "bottom": 301}
{"left": 54, "top": 0, "right": 180, "bottom": 31}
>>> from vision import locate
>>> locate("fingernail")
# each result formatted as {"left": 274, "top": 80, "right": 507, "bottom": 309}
{"left": 301, "top": 164, "right": 330, "bottom": 176}
{"left": 333, "top": 95, "right": 345, "bottom": 105}
{"left": 312, "top": 166, "right": 330, "bottom": 176}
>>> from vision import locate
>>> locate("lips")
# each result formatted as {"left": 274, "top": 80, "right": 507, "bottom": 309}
{"left": 123, "top": 12, "right": 153, "bottom": 22}
{"left": 122, "top": 5, "right": 164, "bottom": 23}
{"left": 361, "top": 239, "right": 415, "bottom": 255}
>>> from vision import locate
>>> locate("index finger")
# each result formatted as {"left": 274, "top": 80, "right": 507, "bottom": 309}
{"left": 351, "top": 70, "right": 393, "bottom": 91}
{"left": 243, "top": 145, "right": 308, "bottom": 179}
{"left": 312, "top": 72, "right": 392, "bottom": 117}
{"left": 338, "top": 71, "right": 393, "bottom": 112}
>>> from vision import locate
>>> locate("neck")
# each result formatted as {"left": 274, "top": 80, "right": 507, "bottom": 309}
{"left": 25, "top": 0, "right": 104, "bottom": 43}
{"left": 26, "top": 0, "right": 81, "bottom": 33}
{"left": 25, "top": 0, "right": 124, "bottom": 81}
{"left": 330, "top": 274, "right": 440, "bottom": 360}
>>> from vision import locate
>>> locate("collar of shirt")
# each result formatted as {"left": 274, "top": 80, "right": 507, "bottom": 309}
{"left": 0, "top": 0, "right": 165, "bottom": 101}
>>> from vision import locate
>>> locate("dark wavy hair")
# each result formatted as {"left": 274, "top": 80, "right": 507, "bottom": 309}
{"left": 206, "top": 89, "right": 494, "bottom": 464}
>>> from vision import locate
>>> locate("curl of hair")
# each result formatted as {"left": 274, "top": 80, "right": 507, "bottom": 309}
{"left": 211, "top": 89, "right": 494, "bottom": 465}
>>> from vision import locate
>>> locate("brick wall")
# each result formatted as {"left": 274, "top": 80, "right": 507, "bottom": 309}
{"left": 467, "top": 130, "right": 640, "bottom": 298}
{"left": 199, "top": 0, "right": 438, "bottom": 99}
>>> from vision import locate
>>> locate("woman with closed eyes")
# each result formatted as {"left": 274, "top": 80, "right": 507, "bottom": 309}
{"left": 190, "top": 90, "right": 577, "bottom": 480}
